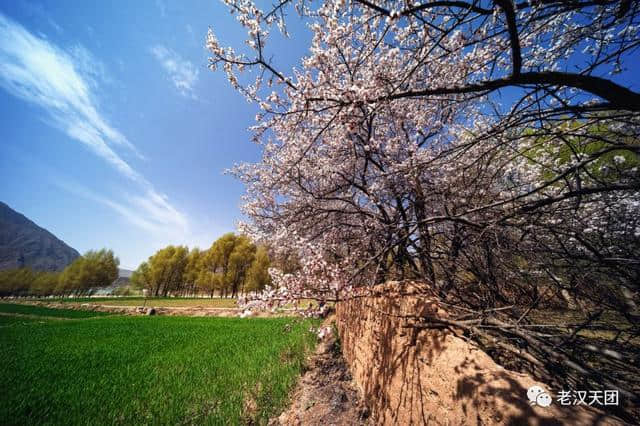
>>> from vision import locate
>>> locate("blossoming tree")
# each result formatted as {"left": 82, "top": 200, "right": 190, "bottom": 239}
{"left": 208, "top": 0, "right": 640, "bottom": 407}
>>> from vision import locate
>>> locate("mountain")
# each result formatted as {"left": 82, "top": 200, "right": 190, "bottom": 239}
{"left": 0, "top": 201, "right": 80, "bottom": 271}
{"left": 118, "top": 268, "right": 133, "bottom": 278}
{"left": 93, "top": 268, "right": 134, "bottom": 295}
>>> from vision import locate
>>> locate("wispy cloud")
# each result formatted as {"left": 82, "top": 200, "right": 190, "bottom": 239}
{"left": 0, "top": 13, "right": 144, "bottom": 171}
{"left": 56, "top": 180, "right": 189, "bottom": 239}
{"left": 156, "top": 0, "right": 167, "bottom": 18}
{"left": 0, "top": 13, "right": 190, "bottom": 240}
{"left": 150, "top": 45, "right": 199, "bottom": 98}
{"left": 20, "top": 1, "right": 63, "bottom": 35}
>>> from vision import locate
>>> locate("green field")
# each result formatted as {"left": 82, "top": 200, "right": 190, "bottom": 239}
{"left": 0, "top": 315, "right": 47, "bottom": 326}
{"left": 0, "top": 303, "right": 112, "bottom": 319}
{"left": 27, "top": 297, "right": 239, "bottom": 308}
{"left": 0, "top": 304, "right": 317, "bottom": 425}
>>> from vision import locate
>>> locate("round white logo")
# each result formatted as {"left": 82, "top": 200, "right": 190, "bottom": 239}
{"left": 527, "top": 385, "right": 552, "bottom": 407}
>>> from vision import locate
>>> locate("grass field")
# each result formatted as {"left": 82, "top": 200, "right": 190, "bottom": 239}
{"left": 26, "top": 297, "right": 239, "bottom": 308}
{"left": 0, "top": 315, "right": 46, "bottom": 326}
{"left": 0, "top": 303, "right": 112, "bottom": 319}
{"left": 0, "top": 304, "right": 318, "bottom": 425}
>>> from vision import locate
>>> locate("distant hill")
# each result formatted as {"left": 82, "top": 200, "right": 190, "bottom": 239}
{"left": 118, "top": 268, "right": 133, "bottom": 278}
{"left": 92, "top": 268, "right": 134, "bottom": 295}
{"left": 0, "top": 201, "right": 80, "bottom": 271}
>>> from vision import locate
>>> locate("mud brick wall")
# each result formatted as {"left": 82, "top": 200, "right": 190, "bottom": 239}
{"left": 335, "top": 281, "right": 620, "bottom": 425}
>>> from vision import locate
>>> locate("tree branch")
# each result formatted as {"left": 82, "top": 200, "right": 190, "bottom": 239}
{"left": 384, "top": 72, "right": 640, "bottom": 111}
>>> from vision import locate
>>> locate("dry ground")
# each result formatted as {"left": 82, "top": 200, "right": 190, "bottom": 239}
{"left": 272, "top": 319, "right": 371, "bottom": 426}
{"left": 45, "top": 297, "right": 238, "bottom": 308}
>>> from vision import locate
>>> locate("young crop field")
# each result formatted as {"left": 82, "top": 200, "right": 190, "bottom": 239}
{"left": 0, "top": 315, "right": 47, "bottom": 326}
{"left": 27, "top": 297, "right": 239, "bottom": 308}
{"left": 0, "top": 303, "right": 112, "bottom": 319}
{"left": 0, "top": 304, "right": 318, "bottom": 425}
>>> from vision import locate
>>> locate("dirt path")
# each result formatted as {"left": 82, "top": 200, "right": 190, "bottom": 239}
{"left": 13, "top": 301, "right": 241, "bottom": 317}
{"left": 271, "top": 320, "right": 371, "bottom": 426}
{"left": 10, "top": 300, "right": 300, "bottom": 318}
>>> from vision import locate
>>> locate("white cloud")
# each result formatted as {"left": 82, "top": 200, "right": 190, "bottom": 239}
{"left": 150, "top": 44, "right": 199, "bottom": 98}
{"left": 0, "top": 13, "right": 144, "bottom": 167}
{"left": 0, "top": 13, "right": 190, "bottom": 240}
{"left": 54, "top": 180, "right": 189, "bottom": 241}
{"left": 128, "top": 189, "right": 189, "bottom": 235}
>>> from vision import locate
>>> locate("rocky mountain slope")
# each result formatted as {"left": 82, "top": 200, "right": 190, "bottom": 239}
{"left": 0, "top": 201, "right": 80, "bottom": 271}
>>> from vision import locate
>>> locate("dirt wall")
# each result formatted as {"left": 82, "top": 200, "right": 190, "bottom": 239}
{"left": 335, "top": 281, "right": 622, "bottom": 425}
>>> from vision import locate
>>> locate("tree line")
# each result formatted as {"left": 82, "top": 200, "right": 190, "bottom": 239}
{"left": 0, "top": 234, "right": 275, "bottom": 299}
{"left": 130, "top": 233, "right": 272, "bottom": 297}
{"left": 0, "top": 249, "right": 119, "bottom": 297}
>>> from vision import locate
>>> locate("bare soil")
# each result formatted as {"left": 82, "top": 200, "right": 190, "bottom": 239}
{"left": 14, "top": 301, "right": 298, "bottom": 317}
{"left": 271, "top": 320, "right": 371, "bottom": 426}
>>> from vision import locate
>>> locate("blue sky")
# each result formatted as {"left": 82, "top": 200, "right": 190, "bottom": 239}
{"left": 1, "top": 2, "right": 638, "bottom": 269}
{"left": 0, "top": 1, "right": 309, "bottom": 269}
